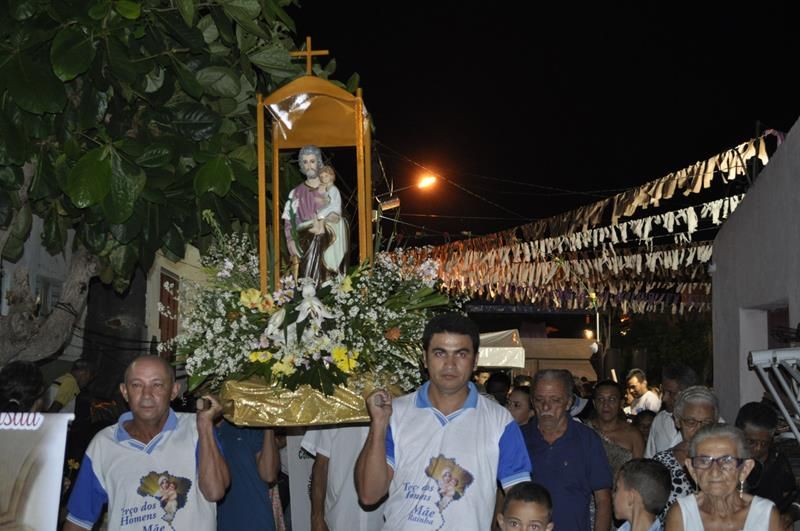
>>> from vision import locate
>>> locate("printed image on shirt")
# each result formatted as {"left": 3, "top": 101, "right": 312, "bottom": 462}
{"left": 136, "top": 471, "right": 192, "bottom": 529}
{"left": 424, "top": 455, "right": 474, "bottom": 512}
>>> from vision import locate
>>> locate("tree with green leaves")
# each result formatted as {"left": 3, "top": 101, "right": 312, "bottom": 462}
{"left": 0, "top": 0, "right": 357, "bottom": 365}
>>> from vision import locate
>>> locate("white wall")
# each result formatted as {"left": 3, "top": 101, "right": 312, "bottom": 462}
{"left": 713, "top": 120, "right": 800, "bottom": 421}
{"left": 144, "top": 245, "right": 206, "bottom": 347}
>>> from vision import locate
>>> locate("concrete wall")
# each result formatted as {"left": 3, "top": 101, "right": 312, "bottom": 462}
{"left": 144, "top": 245, "right": 206, "bottom": 346}
{"left": 713, "top": 120, "right": 800, "bottom": 422}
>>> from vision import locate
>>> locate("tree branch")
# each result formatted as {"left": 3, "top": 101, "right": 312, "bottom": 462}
{"left": 0, "top": 248, "right": 101, "bottom": 365}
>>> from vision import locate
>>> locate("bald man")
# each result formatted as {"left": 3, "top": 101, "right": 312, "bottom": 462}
{"left": 64, "top": 356, "right": 229, "bottom": 531}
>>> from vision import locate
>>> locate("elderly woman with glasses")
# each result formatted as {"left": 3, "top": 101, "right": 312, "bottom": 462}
{"left": 652, "top": 385, "right": 719, "bottom": 520}
{"left": 664, "top": 423, "right": 781, "bottom": 530}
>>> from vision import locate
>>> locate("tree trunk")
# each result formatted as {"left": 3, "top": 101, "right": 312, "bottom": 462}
{"left": 0, "top": 248, "right": 100, "bottom": 365}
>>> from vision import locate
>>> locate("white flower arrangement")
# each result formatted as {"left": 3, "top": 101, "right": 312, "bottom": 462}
{"left": 162, "top": 215, "right": 461, "bottom": 395}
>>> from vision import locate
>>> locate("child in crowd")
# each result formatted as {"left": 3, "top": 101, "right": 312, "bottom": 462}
{"left": 613, "top": 458, "right": 671, "bottom": 531}
{"left": 497, "top": 481, "right": 554, "bottom": 531}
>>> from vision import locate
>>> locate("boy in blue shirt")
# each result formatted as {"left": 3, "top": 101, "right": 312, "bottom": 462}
{"left": 613, "top": 459, "right": 671, "bottom": 531}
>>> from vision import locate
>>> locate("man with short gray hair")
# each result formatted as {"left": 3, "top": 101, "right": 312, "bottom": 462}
{"left": 522, "top": 369, "right": 613, "bottom": 531}
{"left": 64, "top": 355, "right": 229, "bottom": 531}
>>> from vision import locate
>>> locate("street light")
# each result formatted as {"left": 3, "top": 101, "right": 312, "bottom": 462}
{"left": 417, "top": 175, "right": 436, "bottom": 189}
{"left": 376, "top": 174, "right": 438, "bottom": 211}
{"left": 378, "top": 177, "right": 437, "bottom": 197}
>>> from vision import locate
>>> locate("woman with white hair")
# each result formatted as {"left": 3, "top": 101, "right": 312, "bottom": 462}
{"left": 653, "top": 385, "right": 719, "bottom": 519}
{"left": 665, "top": 423, "right": 781, "bottom": 530}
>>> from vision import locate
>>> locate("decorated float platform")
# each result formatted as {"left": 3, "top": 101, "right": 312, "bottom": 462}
{"left": 166, "top": 41, "right": 469, "bottom": 426}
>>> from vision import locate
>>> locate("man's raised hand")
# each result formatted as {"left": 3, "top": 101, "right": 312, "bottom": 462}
{"left": 366, "top": 389, "right": 393, "bottom": 426}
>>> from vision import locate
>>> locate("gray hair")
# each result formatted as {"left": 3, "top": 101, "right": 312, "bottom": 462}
{"left": 689, "top": 423, "right": 750, "bottom": 459}
{"left": 298, "top": 145, "right": 323, "bottom": 171}
{"left": 532, "top": 369, "right": 574, "bottom": 402}
{"left": 674, "top": 385, "right": 719, "bottom": 421}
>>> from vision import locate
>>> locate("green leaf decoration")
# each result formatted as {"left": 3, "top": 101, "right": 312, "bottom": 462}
{"left": 9, "top": 202, "right": 32, "bottom": 240}
{"left": 172, "top": 59, "right": 204, "bottom": 100}
{"left": 176, "top": 0, "right": 195, "bottom": 27}
{"left": 107, "top": 36, "right": 139, "bottom": 83}
{"left": 114, "top": 0, "right": 141, "bottom": 19}
{"left": 163, "top": 224, "right": 186, "bottom": 258}
{"left": 1, "top": 234, "right": 25, "bottom": 261}
{"left": 0, "top": 165, "right": 23, "bottom": 190}
{"left": 88, "top": 0, "right": 111, "bottom": 20}
{"left": 109, "top": 242, "right": 138, "bottom": 280}
{"left": 154, "top": 11, "right": 206, "bottom": 51}
{"left": 76, "top": 88, "right": 110, "bottom": 131}
{"left": 144, "top": 66, "right": 165, "bottom": 93}
{"left": 43, "top": 207, "right": 68, "bottom": 254}
{"left": 197, "top": 14, "right": 219, "bottom": 44}
{"left": 346, "top": 72, "right": 360, "bottom": 93}
{"left": 0, "top": 113, "right": 28, "bottom": 165}
{"left": 3, "top": 51, "right": 66, "bottom": 114}
{"left": 223, "top": 3, "right": 267, "bottom": 39}
{"left": 262, "top": 0, "right": 295, "bottom": 32}
{"left": 50, "top": 26, "right": 96, "bottom": 81}
{"left": 195, "top": 156, "right": 232, "bottom": 197}
{"left": 8, "top": 0, "right": 37, "bottom": 20}
{"left": 223, "top": 0, "right": 260, "bottom": 16}
{"left": 248, "top": 43, "right": 299, "bottom": 79}
{"left": 136, "top": 144, "right": 173, "bottom": 168}
{"left": 110, "top": 204, "right": 144, "bottom": 244}
{"left": 0, "top": 189, "right": 12, "bottom": 227}
{"left": 228, "top": 145, "right": 257, "bottom": 171}
{"left": 171, "top": 103, "right": 222, "bottom": 141}
{"left": 196, "top": 66, "right": 241, "bottom": 97}
{"left": 188, "top": 373, "right": 207, "bottom": 392}
{"left": 65, "top": 147, "right": 112, "bottom": 208}
{"left": 78, "top": 221, "right": 109, "bottom": 254}
{"left": 102, "top": 151, "right": 145, "bottom": 224}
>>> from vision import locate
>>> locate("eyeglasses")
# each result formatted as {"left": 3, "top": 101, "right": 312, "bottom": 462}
{"left": 745, "top": 438, "right": 771, "bottom": 449}
{"left": 690, "top": 455, "right": 745, "bottom": 471}
{"left": 680, "top": 417, "right": 715, "bottom": 429}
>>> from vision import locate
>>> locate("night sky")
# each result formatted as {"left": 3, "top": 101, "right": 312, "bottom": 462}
{"left": 288, "top": 3, "right": 800, "bottom": 242}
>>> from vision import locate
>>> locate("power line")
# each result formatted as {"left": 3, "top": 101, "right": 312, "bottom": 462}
{"left": 374, "top": 142, "right": 531, "bottom": 220}
{"left": 400, "top": 213, "right": 532, "bottom": 221}
{"left": 377, "top": 215, "right": 450, "bottom": 235}
{"left": 375, "top": 141, "right": 627, "bottom": 198}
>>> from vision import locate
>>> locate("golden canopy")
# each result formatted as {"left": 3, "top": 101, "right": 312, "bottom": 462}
{"left": 257, "top": 75, "right": 373, "bottom": 292}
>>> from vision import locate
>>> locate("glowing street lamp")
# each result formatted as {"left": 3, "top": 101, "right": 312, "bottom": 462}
{"left": 417, "top": 175, "right": 437, "bottom": 189}
{"left": 376, "top": 174, "right": 437, "bottom": 212}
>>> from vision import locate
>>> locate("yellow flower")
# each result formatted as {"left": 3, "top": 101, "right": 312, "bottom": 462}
{"left": 331, "top": 345, "right": 349, "bottom": 362}
{"left": 271, "top": 357, "right": 296, "bottom": 376}
{"left": 240, "top": 288, "right": 261, "bottom": 308}
{"left": 249, "top": 351, "right": 272, "bottom": 363}
{"left": 340, "top": 276, "right": 353, "bottom": 293}
{"left": 332, "top": 347, "right": 359, "bottom": 374}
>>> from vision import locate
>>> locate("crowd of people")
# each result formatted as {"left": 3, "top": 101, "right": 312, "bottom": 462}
{"left": 1, "top": 313, "right": 799, "bottom": 530}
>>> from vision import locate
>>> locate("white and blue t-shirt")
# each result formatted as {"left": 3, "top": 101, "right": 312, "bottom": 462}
{"left": 66, "top": 410, "right": 217, "bottom": 531}
{"left": 382, "top": 382, "right": 531, "bottom": 530}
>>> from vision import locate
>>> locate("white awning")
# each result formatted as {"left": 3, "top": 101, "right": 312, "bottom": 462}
{"left": 478, "top": 329, "right": 526, "bottom": 368}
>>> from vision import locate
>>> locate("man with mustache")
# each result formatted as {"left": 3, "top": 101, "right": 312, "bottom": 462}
{"left": 64, "top": 356, "right": 229, "bottom": 531}
{"left": 356, "top": 313, "right": 531, "bottom": 530}
{"left": 522, "top": 369, "right": 613, "bottom": 531}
